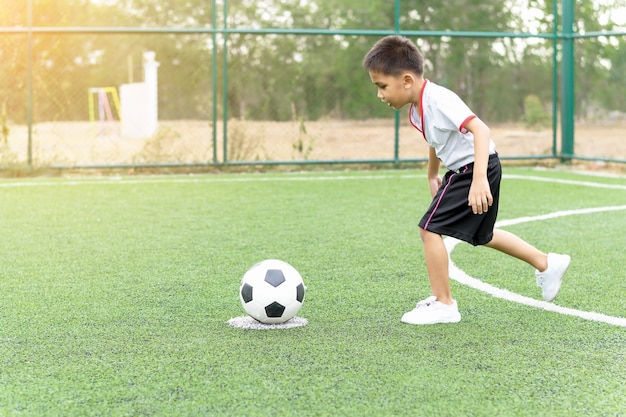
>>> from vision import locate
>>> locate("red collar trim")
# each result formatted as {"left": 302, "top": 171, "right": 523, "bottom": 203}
{"left": 408, "top": 79, "right": 428, "bottom": 141}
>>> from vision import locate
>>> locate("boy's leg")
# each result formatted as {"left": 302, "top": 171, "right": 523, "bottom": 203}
{"left": 419, "top": 227, "right": 453, "bottom": 304}
{"left": 485, "top": 229, "right": 570, "bottom": 302}
{"left": 400, "top": 227, "right": 461, "bottom": 325}
{"left": 484, "top": 229, "right": 548, "bottom": 271}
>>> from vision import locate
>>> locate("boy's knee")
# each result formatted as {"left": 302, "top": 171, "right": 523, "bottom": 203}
{"left": 419, "top": 227, "right": 437, "bottom": 241}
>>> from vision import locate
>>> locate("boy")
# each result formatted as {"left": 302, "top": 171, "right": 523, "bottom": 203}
{"left": 362, "top": 35, "right": 570, "bottom": 325}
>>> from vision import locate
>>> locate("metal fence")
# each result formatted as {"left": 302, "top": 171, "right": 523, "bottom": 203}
{"left": 1, "top": 0, "right": 625, "bottom": 171}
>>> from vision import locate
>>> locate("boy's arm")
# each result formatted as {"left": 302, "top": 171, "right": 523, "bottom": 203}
{"left": 465, "top": 117, "right": 493, "bottom": 215}
{"left": 427, "top": 146, "right": 442, "bottom": 198}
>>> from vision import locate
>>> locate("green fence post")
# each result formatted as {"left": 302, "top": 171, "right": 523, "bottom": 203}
{"left": 552, "top": 0, "right": 558, "bottom": 158}
{"left": 211, "top": 0, "right": 218, "bottom": 164}
{"left": 222, "top": 0, "right": 229, "bottom": 164}
{"left": 27, "top": 0, "right": 33, "bottom": 166}
{"left": 561, "top": 0, "right": 575, "bottom": 161}
{"left": 393, "top": 0, "right": 401, "bottom": 166}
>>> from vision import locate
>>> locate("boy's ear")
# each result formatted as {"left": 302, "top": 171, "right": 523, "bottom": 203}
{"left": 403, "top": 73, "right": 415, "bottom": 89}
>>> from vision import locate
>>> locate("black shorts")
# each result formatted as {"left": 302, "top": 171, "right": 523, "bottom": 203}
{"left": 419, "top": 154, "right": 501, "bottom": 246}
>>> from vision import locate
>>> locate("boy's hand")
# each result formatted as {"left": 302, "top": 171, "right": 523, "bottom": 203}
{"left": 429, "top": 175, "right": 442, "bottom": 198}
{"left": 468, "top": 176, "right": 493, "bottom": 214}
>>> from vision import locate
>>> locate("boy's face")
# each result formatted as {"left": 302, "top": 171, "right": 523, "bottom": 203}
{"left": 368, "top": 71, "right": 414, "bottom": 110}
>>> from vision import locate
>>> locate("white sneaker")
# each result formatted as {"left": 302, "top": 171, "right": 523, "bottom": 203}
{"left": 536, "top": 253, "right": 571, "bottom": 302}
{"left": 401, "top": 296, "right": 461, "bottom": 325}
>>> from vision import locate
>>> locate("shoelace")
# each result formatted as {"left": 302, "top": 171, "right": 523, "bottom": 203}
{"left": 415, "top": 296, "right": 437, "bottom": 308}
{"left": 535, "top": 272, "right": 544, "bottom": 286}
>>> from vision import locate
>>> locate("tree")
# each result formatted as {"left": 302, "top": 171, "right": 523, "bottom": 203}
{"left": 530, "top": 0, "right": 626, "bottom": 119}
{"left": 3, "top": 0, "right": 624, "bottom": 126}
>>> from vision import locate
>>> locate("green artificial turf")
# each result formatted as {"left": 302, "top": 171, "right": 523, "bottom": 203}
{"left": 0, "top": 168, "right": 624, "bottom": 416}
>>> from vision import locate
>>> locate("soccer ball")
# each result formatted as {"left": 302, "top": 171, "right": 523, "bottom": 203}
{"left": 239, "top": 259, "right": 305, "bottom": 324}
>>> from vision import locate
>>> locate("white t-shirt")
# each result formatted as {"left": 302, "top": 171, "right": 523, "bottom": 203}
{"left": 409, "top": 79, "right": 496, "bottom": 171}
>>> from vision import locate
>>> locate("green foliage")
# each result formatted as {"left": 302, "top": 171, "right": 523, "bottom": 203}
{"left": 227, "top": 120, "right": 265, "bottom": 161}
{"left": 0, "top": 169, "right": 625, "bottom": 415}
{"left": 130, "top": 125, "right": 179, "bottom": 164}
{"left": 1, "top": 1, "right": 625, "bottom": 125}
{"left": 0, "top": 101, "right": 22, "bottom": 171}
{"left": 521, "top": 94, "right": 550, "bottom": 130}
{"left": 291, "top": 117, "right": 314, "bottom": 160}
{"left": 1, "top": 102, "right": 9, "bottom": 145}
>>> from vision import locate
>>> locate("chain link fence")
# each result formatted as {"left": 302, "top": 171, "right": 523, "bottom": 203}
{"left": 570, "top": 33, "right": 626, "bottom": 163}
{"left": 1, "top": 1, "right": 625, "bottom": 171}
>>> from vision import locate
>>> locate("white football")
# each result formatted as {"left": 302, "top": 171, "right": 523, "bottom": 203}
{"left": 239, "top": 259, "right": 305, "bottom": 324}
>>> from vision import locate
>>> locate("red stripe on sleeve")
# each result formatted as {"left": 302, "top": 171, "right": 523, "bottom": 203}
{"left": 459, "top": 115, "right": 476, "bottom": 133}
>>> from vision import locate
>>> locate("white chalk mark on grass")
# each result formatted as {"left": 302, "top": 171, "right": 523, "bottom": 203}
{"left": 2, "top": 171, "right": 626, "bottom": 189}
{"left": 445, "top": 205, "right": 626, "bottom": 328}
{"left": 504, "top": 174, "right": 626, "bottom": 190}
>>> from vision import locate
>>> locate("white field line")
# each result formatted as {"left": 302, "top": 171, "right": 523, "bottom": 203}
{"left": 0, "top": 174, "right": 407, "bottom": 187}
{"left": 504, "top": 174, "right": 626, "bottom": 190}
{"left": 1, "top": 172, "right": 626, "bottom": 189}
{"left": 445, "top": 206, "right": 626, "bottom": 328}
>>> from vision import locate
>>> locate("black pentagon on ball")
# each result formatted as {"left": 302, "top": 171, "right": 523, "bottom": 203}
{"left": 265, "top": 301, "right": 286, "bottom": 317}
{"left": 264, "top": 269, "right": 286, "bottom": 287}
{"left": 296, "top": 283, "right": 305, "bottom": 302}
{"left": 241, "top": 283, "right": 253, "bottom": 303}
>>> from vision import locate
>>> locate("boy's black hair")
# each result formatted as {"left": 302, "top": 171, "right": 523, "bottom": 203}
{"left": 363, "top": 35, "right": 424, "bottom": 76}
